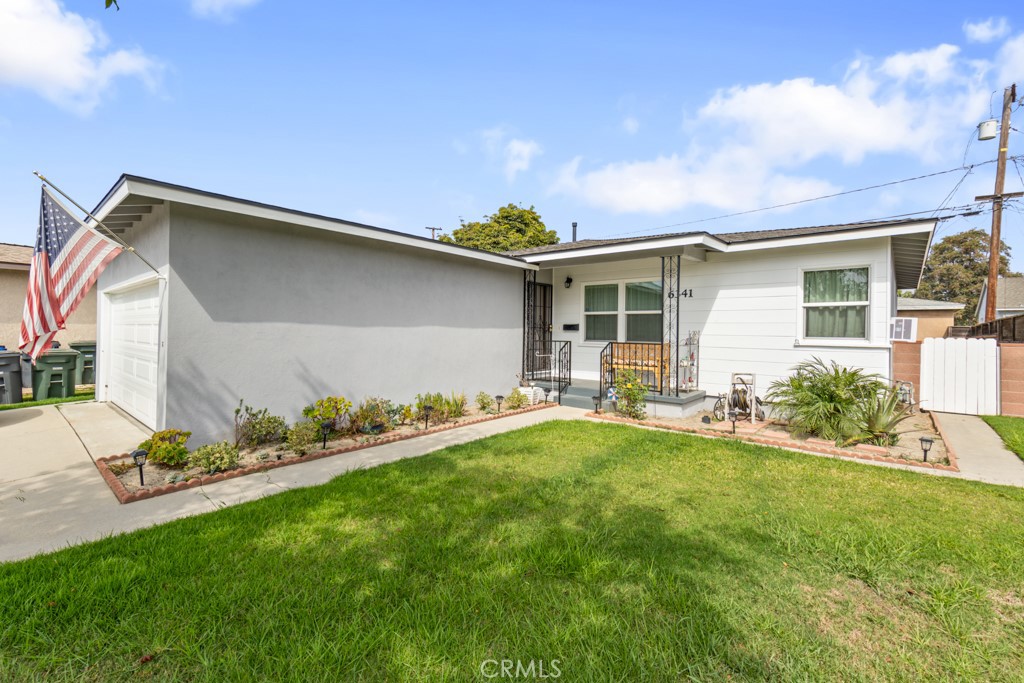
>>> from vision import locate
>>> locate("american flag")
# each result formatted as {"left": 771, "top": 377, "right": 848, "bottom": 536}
{"left": 19, "top": 187, "right": 122, "bottom": 361}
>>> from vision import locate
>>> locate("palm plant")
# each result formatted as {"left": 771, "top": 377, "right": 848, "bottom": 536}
{"left": 844, "top": 387, "right": 912, "bottom": 447}
{"left": 766, "top": 357, "right": 884, "bottom": 443}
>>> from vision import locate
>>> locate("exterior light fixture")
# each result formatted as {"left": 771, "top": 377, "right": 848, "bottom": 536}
{"left": 564, "top": 277, "right": 573, "bottom": 289}
{"left": 592, "top": 395, "right": 601, "bottom": 413}
{"left": 728, "top": 409, "right": 737, "bottom": 434}
{"left": 544, "top": 388, "right": 552, "bottom": 403}
{"left": 495, "top": 395, "right": 504, "bottom": 413}
{"left": 320, "top": 421, "right": 331, "bottom": 450}
{"left": 131, "top": 448, "right": 148, "bottom": 486}
{"left": 919, "top": 436, "right": 934, "bottom": 462}
{"left": 423, "top": 404, "right": 434, "bottom": 429}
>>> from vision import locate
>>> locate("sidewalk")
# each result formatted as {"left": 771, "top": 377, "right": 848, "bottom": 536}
{"left": 932, "top": 412, "right": 1024, "bottom": 487}
{"left": 0, "top": 403, "right": 586, "bottom": 563}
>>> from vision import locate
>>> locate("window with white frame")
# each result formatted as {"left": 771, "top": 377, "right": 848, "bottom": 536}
{"left": 583, "top": 280, "right": 663, "bottom": 342}
{"left": 802, "top": 267, "right": 869, "bottom": 339}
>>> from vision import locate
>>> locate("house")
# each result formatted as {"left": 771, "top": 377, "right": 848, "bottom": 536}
{"left": 511, "top": 219, "right": 934, "bottom": 413}
{"left": 977, "top": 276, "right": 1024, "bottom": 322}
{"left": 90, "top": 175, "right": 532, "bottom": 444}
{"left": 90, "top": 174, "right": 935, "bottom": 444}
{"left": 0, "top": 242, "right": 97, "bottom": 351}
{"left": 894, "top": 297, "right": 965, "bottom": 340}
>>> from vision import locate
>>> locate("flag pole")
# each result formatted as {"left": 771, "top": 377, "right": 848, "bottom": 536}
{"left": 32, "top": 171, "right": 163, "bottom": 278}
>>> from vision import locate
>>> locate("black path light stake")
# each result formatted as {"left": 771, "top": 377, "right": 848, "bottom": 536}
{"left": 495, "top": 395, "right": 504, "bottom": 413}
{"left": 728, "top": 409, "right": 738, "bottom": 434}
{"left": 320, "top": 421, "right": 331, "bottom": 450}
{"left": 544, "top": 388, "right": 552, "bottom": 404}
{"left": 423, "top": 404, "right": 434, "bottom": 429}
{"left": 131, "top": 449, "right": 148, "bottom": 486}
{"left": 920, "top": 436, "right": 934, "bottom": 462}
{"left": 592, "top": 395, "right": 602, "bottom": 413}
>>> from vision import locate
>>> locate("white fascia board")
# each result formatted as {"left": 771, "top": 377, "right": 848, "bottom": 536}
{"left": 723, "top": 220, "right": 936, "bottom": 252}
{"left": 520, "top": 234, "right": 726, "bottom": 264}
{"left": 92, "top": 177, "right": 536, "bottom": 272}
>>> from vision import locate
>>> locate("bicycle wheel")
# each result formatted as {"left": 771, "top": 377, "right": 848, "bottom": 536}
{"left": 713, "top": 397, "right": 725, "bottom": 421}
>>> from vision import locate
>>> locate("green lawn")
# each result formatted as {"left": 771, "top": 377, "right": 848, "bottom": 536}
{"left": 982, "top": 415, "right": 1024, "bottom": 460}
{"left": 2, "top": 421, "right": 1023, "bottom": 681}
{"left": 0, "top": 391, "right": 95, "bottom": 412}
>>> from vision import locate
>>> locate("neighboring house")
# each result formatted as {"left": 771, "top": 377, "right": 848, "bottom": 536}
{"left": 90, "top": 174, "right": 935, "bottom": 445}
{"left": 894, "top": 297, "right": 965, "bottom": 340}
{"left": 0, "top": 242, "right": 97, "bottom": 351}
{"left": 977, "top": 276, "right": 1024, "bottom": 322}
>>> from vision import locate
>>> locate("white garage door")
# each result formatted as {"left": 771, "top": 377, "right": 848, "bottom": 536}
{"left": 107, "top": 282, "right": 161, "bottom": 429}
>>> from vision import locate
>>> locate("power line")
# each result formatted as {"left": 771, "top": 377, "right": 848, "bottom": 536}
{"left": 609, "top": 157, "right": 1016, "bottom": 238}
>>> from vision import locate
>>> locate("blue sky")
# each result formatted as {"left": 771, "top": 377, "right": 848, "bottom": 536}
{"left": 1, "top": 1, "right": 1023, "bottom": 268}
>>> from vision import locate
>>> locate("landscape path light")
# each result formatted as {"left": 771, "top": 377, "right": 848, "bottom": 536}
{"left": 728, "top": 409, "right": 737, "bottom": 434}
{"left": 920, "top": 436, "right": 934, "bottom": 462}
{"left": 423, "top": 405, "right": 434, "bottom": 429}
{"left": 495, "top": 395, "right": 504, "bottom": 413}
{"left": 320, "top": 421, "right": 331, "bottom": 450}
{"left": 131, "top": 449, "right": 148, "bottom": 486}
{"left": 592, "top": 395, "right": 601, "bottom": 413}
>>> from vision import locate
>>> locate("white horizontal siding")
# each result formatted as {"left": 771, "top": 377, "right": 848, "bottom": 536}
{"left": 549, "top": 238, "right": 893, "bottom": 396}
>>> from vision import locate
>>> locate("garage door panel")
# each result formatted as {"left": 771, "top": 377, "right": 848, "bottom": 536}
{"left": 108, "top": 283, "right": 160, "bottom": 429}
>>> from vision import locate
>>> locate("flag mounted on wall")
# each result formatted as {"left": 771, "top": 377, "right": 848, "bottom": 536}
{"left": 19, "top": 186, "right": 123, "bottom": 361}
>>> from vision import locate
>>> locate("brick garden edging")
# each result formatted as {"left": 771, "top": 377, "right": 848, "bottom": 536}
{"left": 928, "top": 410, "right": 959, "bottom": 471}
{"left": 96, "top": 402, "right": 559, "bottom": 504}
{"left": 585, "top": 412, "right": 960, "bottom": 473}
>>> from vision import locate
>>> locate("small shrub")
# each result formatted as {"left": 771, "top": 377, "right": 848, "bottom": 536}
{"left": 766, "top": 357, "right": 883, "bottom": 443}
{"left": 234, "top": 400, "right": 287, "bottom": 448}
{"left": 351, "top": 397, "right": 401, "bottom": 434}
{"left": 107, "top": 460, "right": 135, "bottom": 476}
{"left": 445, "top": 391, "right": 467, "bottom": 419}
{"left": 415, "top": 392, "right": 447, "bottom": 423}
{"left": 286, "top": 420, "right": 320, "bottom": 455}
{"left": 475, "top": 392, "right": 494, "bottom": 412}
{"left": 302, "top": 396, "right": 353, "bottom": 431}
{"left": 138, "top": 429, "right": 192, "bottom": 469}
{"left": 614, "top": 369, "right": 647, "bottom": 420}
{"left": 505, "top": 389, "right": 529, "bottom": 411}
{"left": 844, "top": 387, "right": 912, "bottom": 447}
{"left": 397, "top": 404, "right": 414, "bottom": 425}
{"left": 188, "top": 441, "right": 240, "bottom": 474}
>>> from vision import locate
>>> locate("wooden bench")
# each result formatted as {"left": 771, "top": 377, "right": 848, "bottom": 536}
{"left": 602, "top": 343, "right": 670, "bottom": 391}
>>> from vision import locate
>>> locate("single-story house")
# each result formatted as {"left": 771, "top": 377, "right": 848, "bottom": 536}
{"left": 0, "top": 242, "right": 96, "bottom": 351}
{"left": 894, "top": 297, "right": 965, "bottom": 340}
{"left": 89, "top": 174, "right": 935, "bottom": 444}
{"left": 977, "top": 276, "right": 1024, "bottom": 322}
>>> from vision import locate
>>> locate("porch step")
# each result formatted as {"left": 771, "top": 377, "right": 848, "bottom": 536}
{"left": 554, "top": 383, "right": 707, "bottom": 412}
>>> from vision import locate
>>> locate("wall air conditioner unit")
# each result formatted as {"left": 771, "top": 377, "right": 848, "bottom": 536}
{"left": 889, "top": 317, "right": 918, "bottom": 342}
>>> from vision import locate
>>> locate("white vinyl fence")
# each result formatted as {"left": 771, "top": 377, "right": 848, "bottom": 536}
{"left": 919, "top": 338, "right": 1000, "bottom": 415}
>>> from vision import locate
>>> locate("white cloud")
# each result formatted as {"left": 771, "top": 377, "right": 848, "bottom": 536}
{"left": 0, "top": 0, "right": 159, "bottom": 115}
{"left": 964, "top": 18, "right": 1010, "bottom": 43}
{"left": 997, "top": 34, "right": 1024, "bottom": 87}
{"left": 622, "top": 116, "right": 639, "bottom": 134}
{"left": 880, "top": 44, "right": 960, "bottom": 83}
{"left": 553, "top": 40, "right": 998, "bottom": 214}
{"left": 503, "top": 138, "right": 542, "bottom": 182}
{"left": 191, "top": 0, "right": 262, "bottom": 20}
{"left": 479, "top": 126, "right": 542, "bottom": 182}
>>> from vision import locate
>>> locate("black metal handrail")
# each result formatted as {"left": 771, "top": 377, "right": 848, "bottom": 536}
{"left": 599, "top": 342, "right": 669, "bottom": 400}
{"left": 524, "top": 339, "right": 571, "bottom": 404}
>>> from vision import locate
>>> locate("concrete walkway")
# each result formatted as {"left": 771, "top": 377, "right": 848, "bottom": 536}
{"left": 0, "top": 403, "right": 587, "bottom": 563}
{"left": 932, "top": 412, "right": 1024, "bottom": 487}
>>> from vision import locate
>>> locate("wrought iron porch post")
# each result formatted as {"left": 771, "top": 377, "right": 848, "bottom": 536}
{"left": 661, "top": 255, "right": 681, "bottom": 397}
{"left": 522, "top": 270, "right": 536, "bottom": 379}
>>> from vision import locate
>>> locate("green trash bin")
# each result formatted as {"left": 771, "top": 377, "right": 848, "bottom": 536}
{"left": 31, "top": 350, "right": 80, "bottom": 401}
{"left": 70, "top": 341, "right": 97, "bottom": 386}
{"left": 0, "top": 351, "right": 23, "bottom": 405}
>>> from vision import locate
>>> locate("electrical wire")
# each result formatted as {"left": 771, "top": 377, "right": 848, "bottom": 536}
{"left": 609, "top": 158, "right": 1013, "bottom": 238}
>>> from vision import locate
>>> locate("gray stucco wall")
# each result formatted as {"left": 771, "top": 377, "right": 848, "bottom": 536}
{"left": 165, "top": 204, "right": 526, "bottom": 445}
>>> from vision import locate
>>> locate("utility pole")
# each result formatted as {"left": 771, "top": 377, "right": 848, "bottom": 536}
{"left": 425, "top": 226, "right": 441, "bottom": 240}
{"left": 978, "top": 83, "right": 1019, "bottom": 322}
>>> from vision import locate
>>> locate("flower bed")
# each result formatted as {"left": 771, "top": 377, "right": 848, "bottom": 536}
{"left": 97, "top": 402, "right": 558, "bottom": 504}
{"left": 587, "top": 409, "right": 958, "bottom": 473}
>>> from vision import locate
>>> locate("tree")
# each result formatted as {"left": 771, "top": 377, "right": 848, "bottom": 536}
{"left": 914, "top": 228, "right": 1019, "bottom": 325}
{"left": 439, "top": 204, "right": 559, "bottom": 253}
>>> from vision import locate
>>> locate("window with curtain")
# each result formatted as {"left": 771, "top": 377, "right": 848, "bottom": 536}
{"left": 584, "top": 284, "right": 618, "bottom": 341}
{"left": 625, "top": 281, "right": 662, "bottom": 342}
{"left": 803, "top": 267, "right": 869, "bottom": 338}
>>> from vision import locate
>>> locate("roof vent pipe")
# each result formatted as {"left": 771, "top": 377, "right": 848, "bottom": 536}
{"left": 572, "top": 221, "right": 577, "bottom": 242}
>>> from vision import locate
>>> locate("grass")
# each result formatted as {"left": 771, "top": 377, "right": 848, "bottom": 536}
{"left": 2, "top": 421, "right": 1023, "bottom": 681}
{"left": 982, "top": 415, "right": 1024, "bottom": 460}
{"left": 0, "top": 391, "right": 95, "bottom": 411}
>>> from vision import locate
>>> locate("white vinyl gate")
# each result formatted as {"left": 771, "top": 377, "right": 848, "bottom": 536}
{"left": 919, "top": 337, "right": 1000, "bottom": 415}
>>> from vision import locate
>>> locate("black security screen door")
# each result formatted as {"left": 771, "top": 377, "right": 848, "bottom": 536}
{"left": 525, "top": 282, "right": 553, "bottom": 376}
